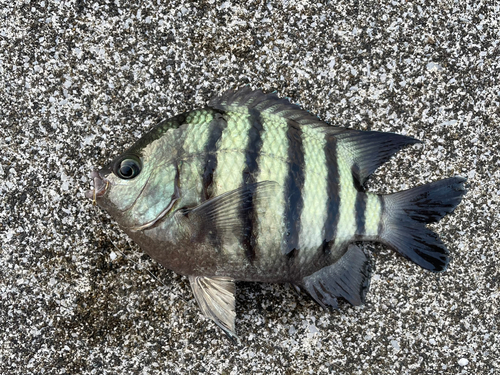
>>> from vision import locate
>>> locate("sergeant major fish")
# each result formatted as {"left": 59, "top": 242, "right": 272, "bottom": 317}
{"left": 86, "top": 87, "right": 466, "bottom": 341}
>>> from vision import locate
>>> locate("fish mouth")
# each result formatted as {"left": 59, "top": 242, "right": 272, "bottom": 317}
{"left": 85, "top": 171, "right": 110, "bottom": 204}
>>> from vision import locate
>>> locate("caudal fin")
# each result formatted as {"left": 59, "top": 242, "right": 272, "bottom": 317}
{"left": 380, "top": 177, "right": 467, "bottom": 272}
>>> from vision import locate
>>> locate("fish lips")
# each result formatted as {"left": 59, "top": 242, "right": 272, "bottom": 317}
{"left": 85, "top": 170, "right": 110, "bottom": 200}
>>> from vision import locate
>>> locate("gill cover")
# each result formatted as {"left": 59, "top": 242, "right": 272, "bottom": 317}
{"left": 98, "top": 149, "right": 178, "bottom": 230}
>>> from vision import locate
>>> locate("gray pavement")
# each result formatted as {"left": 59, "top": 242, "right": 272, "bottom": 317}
{"left": 1, "top": 1, "right": 498, "bottom": 374}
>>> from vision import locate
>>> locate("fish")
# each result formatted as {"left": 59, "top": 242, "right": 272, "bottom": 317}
{"left": 86, "top": 87, "right": 466, "bottom": 341}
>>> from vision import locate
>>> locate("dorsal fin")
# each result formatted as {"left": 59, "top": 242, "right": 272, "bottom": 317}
{"left": 208, "top": 86, "right": 324, "bottom": 126}
{"left": 210, "top": 87, "right": 421, "bottom": 186}
{"left": 331, "top": 129, "right": 421, "bottom": 186}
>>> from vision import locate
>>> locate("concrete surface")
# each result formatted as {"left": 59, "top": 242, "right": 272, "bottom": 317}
{"left": 1, "top": 1, "right": 498, "bottom": 374}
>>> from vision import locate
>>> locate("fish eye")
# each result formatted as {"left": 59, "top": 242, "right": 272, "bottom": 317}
{"left": 115, "top": 156, "right": 142, "bottom": 179}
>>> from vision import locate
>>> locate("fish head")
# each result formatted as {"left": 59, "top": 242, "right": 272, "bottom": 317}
{"left": 86, "top": 132, "right": 180, "bottom": 231}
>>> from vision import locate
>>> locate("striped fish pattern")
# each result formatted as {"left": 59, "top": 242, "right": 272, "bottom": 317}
{"left": 88, "top": 87, "right": 466, "bottom": 341}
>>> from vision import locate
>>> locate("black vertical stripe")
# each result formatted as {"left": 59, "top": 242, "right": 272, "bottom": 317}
{"left": 240, "top": 109, "right": 265, "bottom": 263}
{"left": 283, "top": 121, "right": 305, "bottom": 255}
{"left": 355, "top": 192, "right": 367, "bottom": 238}
{"left": 323, "top": 136, "right": 341, "bottom": 248}
{"left": 202, "top": 114, "right": 225, "bottom": 201}
{"left": 378, "top": 196, "right": 386, "bottom": 237}
{"left": 242, "top": 109, "right": 264, "bottom": 184}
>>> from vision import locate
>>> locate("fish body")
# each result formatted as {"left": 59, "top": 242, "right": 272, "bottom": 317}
{"left": 87, "top": 87, "right": 466, "bottom": 340}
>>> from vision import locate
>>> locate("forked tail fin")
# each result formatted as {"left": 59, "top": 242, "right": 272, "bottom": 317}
{"left": 380, "top": 177, "right": 467, "bottom": 272}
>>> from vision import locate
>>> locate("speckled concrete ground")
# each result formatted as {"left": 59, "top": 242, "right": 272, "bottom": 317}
{"left": 1, "top": 1, "right": 499, "bottom": 374}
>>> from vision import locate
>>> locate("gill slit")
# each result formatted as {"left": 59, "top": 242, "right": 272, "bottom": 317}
{"left": 128, "top": 163, "right": 181, "bottom": 232}
{"left": 117, "top": 172, "right": 153, "bottom": 213}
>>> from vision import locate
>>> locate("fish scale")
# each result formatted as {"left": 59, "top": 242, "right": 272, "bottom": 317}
{"left": 364, "top": 194, "right": 382, "bottom": 238}
{"left": 334, "top": 143, "right": 359, "bottom": 247}
{"left": 299, "top": 126, "right": 328, "bottom": 251}
{"left": 88, "top": 87, "right": 467, "bottom": 341}
{"left": 253, "top": 115, "right": 288, "bottom": 267}
{"left": 213, "top": 110, "right": 253, "bottom": 195}
{"left": 179, "top": 110, "right": 215, "bottom": 206}
{"left": 181, "top": 110, "right": 214, "bottom": 154}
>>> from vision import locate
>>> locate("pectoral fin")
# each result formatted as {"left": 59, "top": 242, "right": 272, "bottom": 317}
{"left": 189, "top": 275, "right": 239, "bottom": 343}
{"left": 177, "top": 180, "right": 279, "bottom": 249}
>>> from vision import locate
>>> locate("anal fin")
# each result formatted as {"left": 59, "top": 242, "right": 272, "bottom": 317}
{"left": 302, "top": 244, "right": 371, "bottom": 309}
{"left": 188, "top": 275, "right": 240, "bottom": 343}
